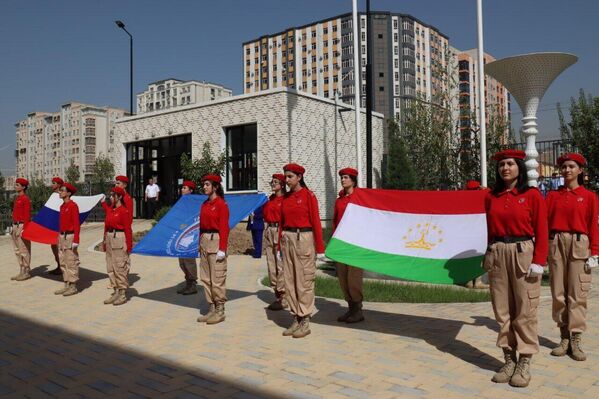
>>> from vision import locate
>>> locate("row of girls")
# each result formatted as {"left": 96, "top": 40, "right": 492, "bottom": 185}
{"left": 10, "top": 175, "right": 134, "bottom": 306}
{"left": 192, "top": 164, "right": 362, "bottom": 338}
{"left": 483, "top": 150, "right": 597, "bottom": 388}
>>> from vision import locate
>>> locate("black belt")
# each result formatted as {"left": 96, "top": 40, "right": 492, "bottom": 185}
{"left": 493, "top": 236, "right": 531, "bottom": 244}
{"left": 550, "top": 231, "right": 583, "bottom": 241}
{"left": 60, "top": 231, "right": 74, "bottom": 235}
{"left": 107, "top": 229, "right": 124, "bottom": 233}
{"left": 12, "top": 221, "right": 24, "bottom": 225}
{"left": 201, "top": 229, "right": 219, "bottom": 234}
{"left": 267, "top": 223, "right": 279, "bottom": 227}
{"left": 283, "top": 227, "right": 312, "bottom": 233}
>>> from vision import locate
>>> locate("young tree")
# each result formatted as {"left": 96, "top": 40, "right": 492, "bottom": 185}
{"left": 25, "top": 176, "right": 53, "bottom": 214}
{"left": 383, "top": 120, "right": 417, "bottom": 189}
{"left": 557, "top": 89, "right": 599, "bottom": 186}
{"left": 180, "top": 142, "right": 226, "bottom": 188}
{"left": 90, "top": 154, "right": 115, "bottom": 193}
{"left": 65, "top": 160, "right": 81, "bottom": 184}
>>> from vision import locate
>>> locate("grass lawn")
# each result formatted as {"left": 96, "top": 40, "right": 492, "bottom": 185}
{"left": 261, "top": 275, "right": 491, "bottom": 303}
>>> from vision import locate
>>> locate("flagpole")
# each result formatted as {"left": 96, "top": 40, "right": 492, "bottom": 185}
{"left": 352, "top": 0, "right": 363, "bottom": 186}
{"left": 476, "top": 0, "right": 488, "bottom": 186}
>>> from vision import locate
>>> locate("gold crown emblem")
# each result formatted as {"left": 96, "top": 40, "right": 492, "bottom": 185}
{"left": 403, "top": 223, "right": 443, "bottom": 251}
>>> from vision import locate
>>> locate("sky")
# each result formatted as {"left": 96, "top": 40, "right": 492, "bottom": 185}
{"left": 1, "top": 0, "right": 597, "bottom": 176}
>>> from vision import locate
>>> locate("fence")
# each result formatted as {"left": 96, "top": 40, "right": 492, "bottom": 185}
{"left": 501, "top": 139, "right": 576, "bottom": 178}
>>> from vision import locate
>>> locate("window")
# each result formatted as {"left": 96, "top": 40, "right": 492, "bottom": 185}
{"left": 333, "top": 25, "right": 338, "bottom": 32}
{"left": 379, "top": 86, "right": 384, "bottom": 91}
{"left": 311, "top": 43, "right": 317, "bottom": 50}
{"left": 311, "top": 56, "right": 316, "bottom": 63}
{"left": 324, "top": 77, "right": 329, "bottom": 84}
{"left": 226, "top": 124, "right": 257, "bottom": 191}
{"left": 378, "top": 34, "right": 383, "bottom": 39}
{"left": 311, "top": 31, "right": 317, "bottom": 38}
{"left": 323, "top": 27, "right": 328, "bottom": 34}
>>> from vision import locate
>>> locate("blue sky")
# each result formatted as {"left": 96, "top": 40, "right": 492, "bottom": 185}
{"left": 1, "top": 0, "right": 597, "bottom": 176}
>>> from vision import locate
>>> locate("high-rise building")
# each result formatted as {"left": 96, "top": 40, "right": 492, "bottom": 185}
{"left": 457, "top": 49, "right": 511, "bottom": 144}
{"left": 136, "top": 78, "right": 233, "bottom": 114}
{"left": 242, "top": 11, "right": 450, "bottom": 146}
{"left": 15, "top": 102, "right": 126, "bottom": 183}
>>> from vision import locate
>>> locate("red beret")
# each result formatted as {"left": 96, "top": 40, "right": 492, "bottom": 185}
{"left": 272, "top": 173, "right": 285, "bottom": 182}
{"left": 115, "top": 175, "right": 129, "bottom": 184}
{"left": 111, "top": 186, "right": 126, "bottom": 197}
{"left": 52, "top": 177, "right": 64, "bottom": 185}
{"left": 465, "top": 180, "right": 481, "bottom": 190}
{"left": 338, "top": 167, "right": 358, "bottom": 177}
{"left": 16, "top": 178, "right": 29, "bottom": 187}
{"left": 557, "top": 153, "right": 586, "bottom": 167}
{"left": 182, "top": 180, "right": 196, "bottom": 190}
{"left": 283, "top": 163, "right": 305, "bottom": 175}
{"left": 202, "top": 174, "right": 222, "bottom": 184}
{"left": 492, "top": 149, "right": 526, "bottom": 161}
{"left": 62, "top": 183, "right": 77, "bottom": 194}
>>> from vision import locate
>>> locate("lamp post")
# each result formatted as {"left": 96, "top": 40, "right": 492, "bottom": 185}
{"left": 115, "top": 20, "right": 133, "bottom": 115}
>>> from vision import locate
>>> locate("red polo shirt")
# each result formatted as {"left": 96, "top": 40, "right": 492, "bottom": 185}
{"left": 263, "top": 194, "right": 284, "bottom": 224}
{"left": 123, "top": 192, "right": 134, "bottom": 223}
{"left": 280, "top": 188, "right": 325, "bottom": 254}
{"left": 485, "top": 187, "right": 548, "bottom": 265}
{"left": 199, "top": 196, "right": 230, "bottom": 252}
{"left": 59, "top": 200, "right": 81, "bottom": 244}
{"left": 102, "top": 202, "right": 133, "bottom": 253}
{"left": 547, "top": 186, "right": 599, "bottom": 256}
{"left": 12, "top": 194, "right": 31, "bottom": 223}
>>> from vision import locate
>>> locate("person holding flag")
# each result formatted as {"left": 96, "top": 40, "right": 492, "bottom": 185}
{"left": 196, "top": 174, "right": 230, "bottom": 325}
{"left": 101, "top": 186, "right": 133, "bottom": 306}
{"left": 54, "top": 183, "right": 81, "bottom": 296}
{"left": 48, "top": 176, "right": 64, "bottom": 275}
{"left": 334, "top": 167, "right": 364, "bottom": 323}
{"left": 547, "top": 153, "right": 599, "bottom": 361}
{"left": 11, "top": 178, "right": 32, "bottom": 281}
{"left": 177, "top": 180, "right": 199, "bottom": 295}
{"left": 279, "top": 163, "right": 325, "bottom": 339}
{"left": 263, "top": 173, "right": 288, "bottom": 311}
{"left": 483, "top": 149, "right": 548, "bottom": 388}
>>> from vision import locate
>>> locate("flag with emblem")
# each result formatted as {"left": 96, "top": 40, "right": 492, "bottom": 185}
{"left": 325, "top": 188, "right": 489, "bottom": 284}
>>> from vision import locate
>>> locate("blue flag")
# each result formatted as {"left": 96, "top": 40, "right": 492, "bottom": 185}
{"left": 132, "top": 193, "right": 268, "bottom": 258}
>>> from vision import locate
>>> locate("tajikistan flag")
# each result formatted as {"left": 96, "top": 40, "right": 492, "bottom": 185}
{"left": 325, "top": 188, "right": 488, "bottom": 284}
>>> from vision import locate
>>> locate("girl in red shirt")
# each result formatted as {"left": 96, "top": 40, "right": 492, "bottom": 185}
{"left": 279, "top": 163, "right": 325, "bottom": 339}
{"left": 101, "top": 186, "right": 133, "bottom": 306}
{"left": 546, "top": 153, "right": 599, "bottom": 361}
{"left": 334, "top": 167, "right": 364, "bottom": 323}
{"left": 264, "top": 173, "right": 287, "bottom": 311}
{"left": 196, "top": 174, "right": 230, "bottom": 325}
{"left": 11, "top": 178, "right": 31, "bottom": 281}
{"left": 483, "top": 150, "right": 548, "bottom": 388}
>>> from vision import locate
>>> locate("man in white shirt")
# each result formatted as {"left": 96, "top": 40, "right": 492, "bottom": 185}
{"left": 144, "top": 178, "right": 160, "bottom": 218}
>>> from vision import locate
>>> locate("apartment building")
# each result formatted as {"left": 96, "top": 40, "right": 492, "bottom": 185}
{"left": 457, "top": 49, "right": 511, "bottom": 144}
{"left": 136, "top": 78, "right": 233, "bottom": 114}
{"left": 15, "top": 102, "right": 126, "bottom": 183}
{"left": 243, "top": 11, "right": 450, "bottom": 146}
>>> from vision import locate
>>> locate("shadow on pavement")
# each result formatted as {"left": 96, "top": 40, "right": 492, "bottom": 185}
{"left": 257, "top": 289, "right": 503, "bottom": 372}
{"left": 137, "top": 285, "right": 255, "bottom": 312}
{"left": 0, "top": 310, "right": 283, "bottom": 398}
{"left": 470, "top": 315, "right": 559, "bottom": 349}
{"left": 30, "top": 265, "right": 109, "bottom": 293}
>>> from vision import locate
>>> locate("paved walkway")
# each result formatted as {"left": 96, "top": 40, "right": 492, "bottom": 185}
{"left": 0, "top": 222, "right": 598, "bottom": 398}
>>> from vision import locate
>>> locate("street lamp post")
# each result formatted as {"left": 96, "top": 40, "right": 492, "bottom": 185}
{"left": 115, "top": 20, "right": 133, "bottom": 115}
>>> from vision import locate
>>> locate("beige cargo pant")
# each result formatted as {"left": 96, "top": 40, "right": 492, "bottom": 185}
{"left": 58, "top": 233, "right": 80, "bottom": 283}
{"left": 264, "top": 225, "right": 285, "bottom": 298}
{"left": 11, "top": 223, "right": 31, "bottom": 271}
{"left": 105, "top": 231, "right": 131, "bottom": 289}
{"left": 484, "top": 240, "right": 541, "bottom": 354}
{"left": 281, "top": 230, "right": 316, "bottom": 318}
{"left": 199, "top": 232, "right": 227, "bottom": 305}
{"left": 179, "top": 258, "right": 198, "bottom": 281}
{"left": 549, "top": 232, "right": 592, "bottom": 333}
{"left": 336, "top": 263, "right": 363, "bottom": 303}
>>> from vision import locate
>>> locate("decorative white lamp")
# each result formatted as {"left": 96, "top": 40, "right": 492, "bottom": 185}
{"left": 485, "top": 53, "right": 577, "bottom": 186}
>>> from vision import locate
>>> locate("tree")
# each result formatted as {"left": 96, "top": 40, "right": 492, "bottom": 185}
{"left": 65, "top": 160, "right": 81, "bottom": 184}
{"left": 180, "top": 142, "right": 226, "bottom": 188}
{"left": 558, "top": 89, "right": 599, "bottom": 185}
{"left": 382, "top": 120, "right": 417, "bottom": 189}
{"left": 89, "top": 154, "right": 115, "bottom": 194}
{"left": 26, "top": 176, "right": 53, "bottom": 214}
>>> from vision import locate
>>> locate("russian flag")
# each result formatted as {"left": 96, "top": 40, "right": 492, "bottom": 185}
{"left": 22, "top": 193, "right": 104, "bottom": 245}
